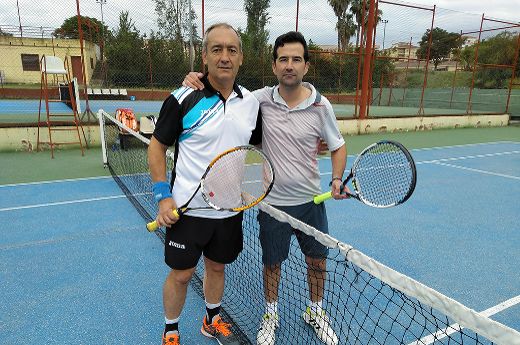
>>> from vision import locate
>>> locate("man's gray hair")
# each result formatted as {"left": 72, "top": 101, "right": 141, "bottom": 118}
{"left": 202, "top": 23, "right": 242, "bottom": 54}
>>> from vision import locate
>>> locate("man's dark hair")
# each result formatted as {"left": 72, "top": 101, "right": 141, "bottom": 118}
{"left": 273, "top": 31, "right": 309, "bottom": 63}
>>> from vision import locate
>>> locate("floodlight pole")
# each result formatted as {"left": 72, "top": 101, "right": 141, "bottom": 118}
{"left": 296, "top": 0, "right": 300, "bottom": 31}
{"left": 96, "top": 0, "right": 107, "bottom": 87}
{"left": 382, "top": 20, "right": 388, "bottom": 50}
{"left": 76, "top": 0, "right": 97, "bottom": 132}
{"left": 16, "top": 0, "right": 23, "bottom": 38}
{"left": 359, "top": 0, "right": 376, "bottom": 119}
{"left": 202, "top": 0, "right": 205, "bottom": 74}
{"left": 188, "top": 0, "right": 194, "bottom": 71}
{"left": 97, "top": 0, "right": 106, "bottom": 25}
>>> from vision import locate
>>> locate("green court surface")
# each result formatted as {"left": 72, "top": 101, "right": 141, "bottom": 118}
{"left": 0, "top": 98, "right": 516, "bottom": 125}
{"left": 1, "top": 126, "right": 519, "bottom": 186}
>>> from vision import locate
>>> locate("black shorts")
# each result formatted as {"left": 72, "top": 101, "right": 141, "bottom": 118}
{"left": 164, "top": 212, "right": 243, "bottom": 270}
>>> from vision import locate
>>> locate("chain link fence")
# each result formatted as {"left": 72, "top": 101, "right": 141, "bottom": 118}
{"left": 0, "top": 0, "right": 519, "bottom": 120}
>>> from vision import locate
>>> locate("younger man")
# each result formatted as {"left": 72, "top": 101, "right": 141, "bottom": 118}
{"left": 183, "top": 31, "right": 348, "bottom": 345}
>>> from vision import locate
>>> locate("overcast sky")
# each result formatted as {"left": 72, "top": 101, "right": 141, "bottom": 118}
{"left": 1, "top": 0, "right": 519, "bottom": 46}
{"left": 406, "top": 0, "right": 519, "bottom": 23}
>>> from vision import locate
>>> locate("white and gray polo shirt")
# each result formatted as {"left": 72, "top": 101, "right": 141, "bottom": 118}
{"left": 253, "top": 82, "right": 345, "bottom": 206}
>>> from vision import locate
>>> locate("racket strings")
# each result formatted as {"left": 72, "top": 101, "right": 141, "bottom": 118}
{"left": 354, "top": 144, "right": 415, "bottom": 207}
{"left": 202, "top": 148, "right": 274, "bottom": 210}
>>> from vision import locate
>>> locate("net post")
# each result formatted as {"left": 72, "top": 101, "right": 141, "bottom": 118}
{"left": 72, "top": 77, "right": 81, "bottom": 115}
{"left": 98, "top": 109, "right": 108, "bottom": 167}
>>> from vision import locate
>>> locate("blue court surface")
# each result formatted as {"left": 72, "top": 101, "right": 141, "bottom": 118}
{"left": 0, "top": 142, "right": 519, "bottom": 344}
{"left": 0, "top": 99, "right": 350, "bottom": 120}
{"left": 0, "top": 99, "right": 162, "bottom": 114}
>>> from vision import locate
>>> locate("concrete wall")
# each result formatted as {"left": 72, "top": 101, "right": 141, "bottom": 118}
{"left": 337, "top": 114, "right": 510, "bottom": 135}
{"left": 0, "top": 114, "right": 510, "bottom": 152}
{"left": 0, "top": 125, "right": 100, "bottom": 152}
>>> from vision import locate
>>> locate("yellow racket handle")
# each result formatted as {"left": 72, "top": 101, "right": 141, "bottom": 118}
{"left": 313, "top": 191, "right": 333, "bottom": 204}
{"left": 146, "top": 221, "right": 159, "bottom": 232}
{"left": 146, "top": 208, "right": 181, "bottom": 232}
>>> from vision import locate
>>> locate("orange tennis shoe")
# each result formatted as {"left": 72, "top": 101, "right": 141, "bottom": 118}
{"left": 162, "top": 331, "right": 180, "bottom": 345}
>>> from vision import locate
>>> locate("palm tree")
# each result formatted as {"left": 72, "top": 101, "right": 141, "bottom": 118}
{"left": 349, "top": 0, "right": 364, "bottom": 48}
{"left": 350, "top": 0, "right": 382, "bottom": 48}
{"left": 337, "top": 13, "right": 357, "bottom": 52}
{"left": 327, "top": 0, "right": 351, "bottom": 51}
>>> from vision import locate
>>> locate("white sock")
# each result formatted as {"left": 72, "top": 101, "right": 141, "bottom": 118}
{"left": 309, "top": 300, "right": 323, "bottom": 315}
{"left": 265, "top": 301, "right": 278, "bottom": 316}
{"left": 205, "top": 301, "right": 221, "bottom": 309}
{"left": 165, "top": 316, "right": 180, "bottom": 324}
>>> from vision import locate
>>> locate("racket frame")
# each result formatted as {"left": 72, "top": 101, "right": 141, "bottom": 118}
{"left": 147, "top": 145, "right": 274, "bottom": 231}
{"left": 348, "top": 140, "right": 416, "bottom": 208}
{"left": 314, "top": 140, "right": 416, "bottom": 208}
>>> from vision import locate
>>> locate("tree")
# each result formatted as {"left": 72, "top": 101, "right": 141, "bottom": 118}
{"left": 327, "top": 0, "right": 351, "bottom": 51}
{"left": 308, "top": 39, "right": 321, "bottom": 51}
{"left": 0, "top": 28, "right": 13, "bottom": 37}
{"left": 104, "top": 11, "right": 149, "bottom": 87}
{"left": 146, "top": 30, "right": 203, "bottom": 88}
{"left": 349, "top": 0, "right": 382, "bottom": 48}
{"left": 416, "top": 27, "right": 460, "bottom": 70}
{"left": 350, "top": 0, "right": 364, "bottom": 48}
{"left": 473, "top": 31, "right": 520, "bottom": 88}
{"left": 154, "top": 0, "right": 197, "bottom": 49}
{"left": 458, "top": 44, "right": 476, "bottom": 70}
{"left": 337, "top": 13, "right": 357, "bottom": 52}
{"left": 53, "top": 16, "right": 107, "bottom": 43}
{"left": 244, "top": 0, "right": 270, "bottom": 55}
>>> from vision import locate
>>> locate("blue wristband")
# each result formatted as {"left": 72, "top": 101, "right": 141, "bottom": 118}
{"left": 152, "top": 181, "right": 172, "bottom": 202}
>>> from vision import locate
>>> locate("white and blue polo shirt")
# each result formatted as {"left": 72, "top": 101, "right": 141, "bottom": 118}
{"left": 153, "top": 74, "right": 261, "bottom": 219}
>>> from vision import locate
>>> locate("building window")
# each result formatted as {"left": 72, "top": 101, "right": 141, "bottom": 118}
{"left": 90, "top": 57, "right": 94, "bottom": 69}
{"left": 21, "top": 54, "right": 40, "bottom": 71}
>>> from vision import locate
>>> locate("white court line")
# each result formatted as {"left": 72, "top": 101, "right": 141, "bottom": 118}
{"left": 3, "top": 146, "right": 518, "bottom": 209}
{"left": 0, "top": 225, "right": 142, "bottom": 251}
{"left": 417, "top": 150, "right": 520, "bottom": 165}
{"left": 0, "top": 175, "right": 112, "bottom": 188}
{"left": 319, "top": 150, "right": 520, "bottom": 178}
{"left": 433, "top": 162, "right": 520, "bottom": 180}
{"left": 409, "top": 141, "right": 520, "bottom": 152}
{"left": 408, "top": 295, "right": 520, "bottom": 345}
{"left": 0, "top": 193, "right": 151, "bottom": 212}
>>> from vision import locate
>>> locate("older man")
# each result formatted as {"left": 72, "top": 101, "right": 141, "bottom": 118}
{"left": 148, "top": 23, "right": 261, "bottom": 345}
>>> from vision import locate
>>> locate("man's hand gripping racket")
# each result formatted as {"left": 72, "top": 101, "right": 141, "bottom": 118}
{"left": 314, "top": 140, "right": 416, "bottom": 208}
{"left": 147, "top": 145, "right": 275, "bottom": 232}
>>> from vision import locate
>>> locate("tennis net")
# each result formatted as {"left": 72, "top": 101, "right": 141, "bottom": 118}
{"left": 98, "top": 109, "right": 520, "bottom": 345}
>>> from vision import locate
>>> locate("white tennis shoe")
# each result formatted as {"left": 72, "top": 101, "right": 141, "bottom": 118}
{"left": 302, "top": 307, "right": 339, "bottom": 345}
{"left": 257, "top": 314, "right": 278, "bottom": 345}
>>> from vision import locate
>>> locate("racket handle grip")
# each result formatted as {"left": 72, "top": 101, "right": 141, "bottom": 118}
{"left": 146, "top": 208, "right": 182, "bottom": 232}
{"left": 314, "top": 191, "right": 333, "bottom": 204}
{"left": 146, "top": 221, "right": 159, "bottom": 232}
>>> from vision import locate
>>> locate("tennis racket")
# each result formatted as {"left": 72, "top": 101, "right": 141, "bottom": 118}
{"left": 147, "top": 145, "right": 275, "bottom": 232}
{"left": 314, "top": 140, "right": 416, "bottom": 208}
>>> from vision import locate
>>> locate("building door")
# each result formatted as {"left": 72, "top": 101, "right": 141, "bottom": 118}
{"left": 71, "top": 56, "right": 84, "bottom": 83}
